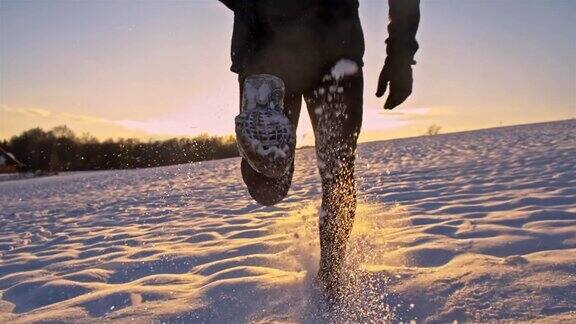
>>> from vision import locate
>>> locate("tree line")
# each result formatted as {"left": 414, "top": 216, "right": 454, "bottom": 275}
{"left": 0, "top": 126, "right": 239, "bottom": 172}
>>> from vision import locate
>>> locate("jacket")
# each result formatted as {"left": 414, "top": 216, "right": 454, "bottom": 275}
{"left": 218, "top": 0, "right": 419, "bottom": 75}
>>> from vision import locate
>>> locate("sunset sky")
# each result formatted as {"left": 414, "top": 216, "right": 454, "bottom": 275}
{"left": 1, "top": 0, "right": 574, "bottom": 146}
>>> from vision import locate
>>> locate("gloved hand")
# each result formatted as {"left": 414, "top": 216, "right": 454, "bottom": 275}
{"left": 375, "top": 58, "right": 414, "bottom": 110}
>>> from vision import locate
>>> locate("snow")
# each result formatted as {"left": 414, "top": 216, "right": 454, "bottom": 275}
{"left": 244, "top": 82, "right": 272, "bottom": 109}
{"left": 0, "top": 120, "right": 575, "bottom": 322}
{"left": 330, "top": 59, "right": 359, "bottom": 81}
{"left": 242, "top": 74, "right": 284, "bottom": 110}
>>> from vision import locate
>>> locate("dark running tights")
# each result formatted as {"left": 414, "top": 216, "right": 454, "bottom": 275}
{"left": 239, "top": 68, "right": 363, "bottom": 293}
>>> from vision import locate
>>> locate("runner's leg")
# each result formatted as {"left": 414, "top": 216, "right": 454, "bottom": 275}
{"left": 303, "top": 67, "right": 363, "bottom": 294}
{"left": 238, "top": 74, "right": 303, "bottom": 206}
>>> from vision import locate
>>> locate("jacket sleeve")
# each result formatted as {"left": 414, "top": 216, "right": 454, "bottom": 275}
{"left": 386, "top": 0, "right": 420, "bottom": 65}
{"left": 218, "top": 0, "right": 236, "bottom": 11}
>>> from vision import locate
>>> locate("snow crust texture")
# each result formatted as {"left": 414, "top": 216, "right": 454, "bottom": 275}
{"left": 0, "top": 120, "right": 575, "bottom": 322}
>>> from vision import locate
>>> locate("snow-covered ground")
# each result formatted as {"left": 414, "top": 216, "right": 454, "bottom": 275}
{"left": 0, "top": 120, "right": 575, "bottom": 323}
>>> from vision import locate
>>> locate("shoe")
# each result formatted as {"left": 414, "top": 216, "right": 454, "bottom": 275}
{"left": 235, "top": 74, "right": 295, "bottom": 179}
{"left": 241, "top": 158, "right": 293, "bottom": 206}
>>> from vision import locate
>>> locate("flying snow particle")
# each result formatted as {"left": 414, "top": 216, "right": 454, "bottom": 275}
{"left": 331, "top": 59, "right": 359, "bottom": 80}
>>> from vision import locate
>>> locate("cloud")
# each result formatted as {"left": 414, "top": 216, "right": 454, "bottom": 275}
{"left": 0, "top": 106, "right": 52, "bottom": 117}
{"left": 61, "top": 112, "right": 111, "bottom": 123}
{"left": 115, "top": 119, "right": 198, "bottom": 136}
{"left": 1, "top": 105, "right": 161, "bottom": 140}
{"left": 1, "top": 104, "right": 204, "bottom": 140}
{"left": 26, "top": 108, "right": 52, "bottom": 117}
{"left": 379, "top": 107, "right": 432, "bottom": 116}
{"left": 364, "top": 107, "right": 414, "bottom": 131}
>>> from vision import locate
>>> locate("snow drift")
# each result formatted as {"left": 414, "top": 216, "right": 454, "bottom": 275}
{"left": 0, "top": 120, "right": 575, "bottom": 322}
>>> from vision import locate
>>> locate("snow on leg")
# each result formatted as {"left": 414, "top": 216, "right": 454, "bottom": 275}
{"left": 304, "top": 63, "right": 363, "bottom": 295}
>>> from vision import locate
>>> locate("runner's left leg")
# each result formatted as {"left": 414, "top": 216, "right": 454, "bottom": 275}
{"left": 238, "top": 74, "right": 303, "bottom": 206}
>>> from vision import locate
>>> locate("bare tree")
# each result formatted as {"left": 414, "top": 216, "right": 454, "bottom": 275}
{"left": 6, "top": 126, "right": 239, "bottom": 171}
{"left": 426, "top": 124, "right": 442, "bottom": 136}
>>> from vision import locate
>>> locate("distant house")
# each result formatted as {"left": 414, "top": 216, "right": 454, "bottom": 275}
{"left": 0, "top": 147, "right": 25, "bottom": 173}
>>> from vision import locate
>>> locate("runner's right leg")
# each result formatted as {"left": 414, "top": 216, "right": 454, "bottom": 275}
{"left": 303, "top": 66, "right": 363, "bottom": 296}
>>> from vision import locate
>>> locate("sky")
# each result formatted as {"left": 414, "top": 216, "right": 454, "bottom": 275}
{"left": 1, "top": 0, "right": 575, "bottom": 146}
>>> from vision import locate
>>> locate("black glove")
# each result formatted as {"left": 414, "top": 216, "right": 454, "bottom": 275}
{"left": 375, "top": 58, "right": 413, "bottom": 110}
